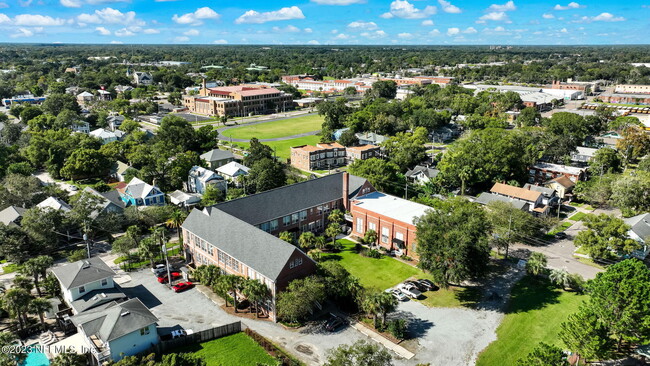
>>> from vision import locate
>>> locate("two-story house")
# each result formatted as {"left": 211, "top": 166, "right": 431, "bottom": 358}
{"left": 405, "top": 165, "right": 440, "bottom": 185}
{"left": 82, "top": 187, "right": 126, "bottom": 218}
{"left": 216, "top": 161, "right": 250, "bottom": 186}
{"left": 624, "top": 213, "right": 650, "bottom": 260}
{"left": 483, "top": 182, "right": 551, "bottom": 216}
{"left": 290, "top": 142, "right": 346, "bottom": 171}
{"left": 187, "top": 166, "right": 227, "bottom": 194}
{"left": 71, "top": 298, "right": 158, "bottom": 364}
{"left": 90, "top": 128, "right": 124, "bottom": 145}
{"left": 529, "top": 162, "right": 586, "bottom": 185}
{"left": 200, "top": 149, "right": 236, "bottom": 170}
{"left": 118, "top": 178, "right": 165, "bottom": 207}
{"left": 545, "top": 175, "right": 576, "bottom": 199}
{"left": 345, "top": 145, "right": 381, "bottom": 164}
{"left": 0, "top": 206, "right": 26, "bottom": 227}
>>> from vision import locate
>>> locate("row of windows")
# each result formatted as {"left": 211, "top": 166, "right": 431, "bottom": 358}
{"left": 356, "top": 218, "right": 405, "bottom": 245}
{"left": 289, "top": 257, "right": 303, "bottom": 269}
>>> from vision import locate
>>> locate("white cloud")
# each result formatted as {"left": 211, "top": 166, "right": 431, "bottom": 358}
{"left": 447, "top": 27, "right": 476, "bottom": 36}
{"left": 438, "top": 0, "right": 461, "bottom": 14}
{"left": 446, "top": 27, "right": 460, "bottom": 36}
{"left": 304, "top": 28, "right": 312, "bottom": 33}
{"left": 0, "top": 3, "right": 8, "bottom": 8}
{"left": 174, "top": 36, "right": 189, "bottom": 42}
{"left": 397, "top": 32, "right": 413, "bottom": 38}
{"left": 347, "top": 21, "right": 378, "bottom": 30}
{"left": 421, "top": 19, "right": 434, "bottom": 26}
{"left": 361, "top": 30, "right": 387, "bottom": 38}
{"left": 0, "top": 13, "right": 10, "bottom": 23}
{"left": 183, "top": 29, "right": 199, "bottom": 36}
{"left": 307, "top": 40, "right": 320, "bottom": 44}
{"left": 18, "top": 0, "right": 31, "bottom": 6}
{"left": 11, "top": 27, "right": 33, "bottom": 37}
{"left": 114, "top": 28, "right": 135, "bottom": 36}
{"left": 560, "top": 27, "right": 568, "bottom": 32}
{"left": 554, "top": 2, "right": 583, "bottom": 10}
{"left": 591, "top": 12, "right": 625, "bottom": 22}
{"left": 110, "top": 40, "right": 122, "bottom": 44}
{"left": 429, "top": 29, "right": 440, "bottom": 36}
{"left": 95, "top": 26, "right": 111, "bottom": 35}
{"left": 310, "top": 0, "right": 364, "bottom": 4}
{"left": 143, "top": 28, "right": 159, "bottom": 34}
{"left": 13, "top": 14, "right": 65, "bottom": 26}
{"left": 213, "top": 39, "right": 228, "bottom": 44}
{"left": 77, "top": 8, "right": 144, "bottom": 26}
{"left": 235, "top": 6, "right": 304, "bottom": 24}
{"left": 331, "top": 29, "right": 338, "bottom": 34}
{"left": 172, "top": 7, "right": 219, "bottom": 25}
{"left": 487, "top": 1, "right": 516, "bottom": 12}
{"left": 542, "top": 13, "right": 555, "bottom": 19}
{"left": 463, "top": 26, "right": 477, "bottom": 34}
{"left": 380, "top": 0, "right": 436, "bottom": 19}
{"left": 335, "top": 33, "right": 350, "bottom": 39}
{"left": 477, "top": 11, "right": 511, "bottom": 23}
{"left": 86, "top": 0, "right": 129, "bottom": 4}
{"left": 60, "top": 0, "right": 81, "bottom": 7}
{"left": 272, "top": 25, "right": 301, "bottom": 32}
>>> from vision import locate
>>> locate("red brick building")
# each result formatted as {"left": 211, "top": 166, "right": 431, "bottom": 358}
{"left": 345, "top": 145, "right": 381, "bottom": 163}
{"left": 289, "top": 142, "right": 346, "bottom": 171}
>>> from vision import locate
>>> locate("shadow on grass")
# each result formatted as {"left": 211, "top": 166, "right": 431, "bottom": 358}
{"left": 454, "top": 286, "right": 483, "bottom": 309}
{"left": 505, "top": 275, "right": 561, "bottom": 314}
{"left": 321, "top": 254, "right": 343, "bottom": 262}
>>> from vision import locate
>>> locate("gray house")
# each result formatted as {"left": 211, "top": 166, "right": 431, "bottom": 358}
{"left": 200, "top": 149, "right": 236, "bottom": 170}
{"left": 50, "top": 257, "right": 118, "bottom": 311}
{"left": 0, "top": 206, "right": 26, "bottom": 227}
{"left": 405, "top": 165, "right": 439, "bottom": 185}
{"left": 625, "top": 213, "right": 650, "bottom": 260}
{"left": 82, "top": 187, "right": 126, "bottom": 217}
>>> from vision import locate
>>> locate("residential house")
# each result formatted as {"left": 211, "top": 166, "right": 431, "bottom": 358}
{"left": 71, "top": 121, "right": 91, "bottom": 134}
{"left": 97, "top": 90, "right": 112, "bottom": 101}
{"left": 356, "top": 132, "right": 387, "bottom": 145}
{"left": 332, "top": 128, "right": 350, "bottom": 141}
{"left": 37, "top": 196, "right": 72, "bottom": 212}
{"left": 545, "top": 175, "right": 576, "bottom": 200}
{"left": 70, "top": 298, "right": 158, "bottom": 363}
{"left": 82, "top": 187, "right": 125, "bottom": 217}
{"left": 489, "top": 182, "right": 550, "bottom": 216}
{"left": 405, "top": 165, "right": 440, "bottom": 185}
{"left": 118, "top": 178, "right": 165, "bottom": 207}
{"left": 50, "top": 257, "right": 120, "bottom": 312}
{"left": 571, "top": 147, "right": 599, "bottom": 165}
{"left": 107, "top": 115, "right": 125, "bottom": 131}
{"left": 346, "top": 145, "right": 381, "bottom": 164}
{"left": 90, "top": 128, "right": 122, "bottom": 145}
{"left": 200, "top": 149, "right": 236, "bottom": 170}
{"left": 290, "top": 142, "right": 346, "bottom": 171}
{"left": 522, "top": 183, "right": 559, "bottom": 207}
{"left": 216, "top": 161, "right": 249, "bottom": 186}
{"left": 132, "top": 71, "right": 153, "bottom": 86}
{"left": 112, "top": 161, "right": 131, "bottom": 182}
{"left": 350, "top": 191, "right": 431, "bottom": 257}
{"left": 187, "top": 166, "right": 227, "bottom": 195}
{"left": 114, "top": 85, "right": 133, "bottom": 94}
{"left": 182, "top": 208, "right": 317, "bottom": 321}
{"left": 168, "top": 190, "right": 202, "bottom": 207}
{"left": 475, "top": 192, "right": 531, "bottom": 212}
{"left": 528, "top": 163, "right": 586, "bottom": 185}
{"left": 77, "top": 91, "right": 94, "bottom": 106}
{"left": 0, "top": 206, "right": 26, "bottom": 227}
{"left": 430, "top": 124, "right": 461, "bottom": 142}
{"left": 624, "top": 213, "right": 650, "bottom": 260}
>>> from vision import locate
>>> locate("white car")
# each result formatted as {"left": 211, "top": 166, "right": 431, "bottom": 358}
{"left": 397, "top": 283, "right": 422, "bottom": 299}
{"left": 171, "top": 329, "right": 194, "bottom": 339}
{"left": 385, "top": 288, "right": 408, "bottom": 301}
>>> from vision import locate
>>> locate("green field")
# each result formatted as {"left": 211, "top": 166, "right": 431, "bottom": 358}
{"left": 235, "top": 134, "right": 321, "bottom": 161}
{"left": 569, "top": 212, "right": 589, "bottom": 221}
{"left": 476, "top": 275, "right": 586, "bottom": 366}
{"left": 174, "top": 333, "right": 276, "bottom": 366}
{"left": 223, "top": 114, "right": 324, "bottom": 140}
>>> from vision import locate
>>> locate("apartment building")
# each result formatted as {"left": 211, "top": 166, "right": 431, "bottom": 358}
{"left": 290, "top": 142, "right": 346, "bottom": 171}
{"left": 346, "top": 145, "right": 381, "bottom": 163}
{"left": 529, "top": 163, "right": 586, "bottom": 184}
{"left": 614, "top": 84, "right": 650, "bottom": 94}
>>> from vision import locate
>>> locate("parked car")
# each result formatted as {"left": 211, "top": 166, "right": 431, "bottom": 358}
{"left": 555, "top": 232, "right": 568, "bottom": 240}
{"left": 324, "top": 314, "right": 347, "bottom": 332}
{"left": 69, "top": 185, "right": 78, "bottom": 192}
{"left": 152, "top": 264, "right": 166, "bottom": 275}
{"left": 398, "top": 283, "right": 422, "bottom": 299}
{"left": 157, "top": 271, "right": 181, "bottom": 283}
{"left": 416, "top": 279, "right": 439, "bottom": 292}
{"left": 385, "top": 288, "right": 408, "bottom": 301}
{"left": 172, "top": 281, "right": 193, "bottom": 293}
{"left": 171, "top": 329, "right": 194, "bottom": 339}
{"left": 404, "top": 280, "right": 423, "bottom": 291}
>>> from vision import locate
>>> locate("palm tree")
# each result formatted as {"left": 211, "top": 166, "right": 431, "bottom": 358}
{"left": 362, "top": 291, "right": 397, "bottom": 329}
{"left": 2, "top": 288, "right": 31, "bottom": 330}
{"left": 19, "top": 255, "right": 53, "bottom": 297}
{"left": 50, "top": 352, "right": 86, "bottom": 366}
{"left": 165, "top": 209, "right": 187, "bottom": 244}
{"left": 549, "top": 268, "right": 571, "bottom": 289}
{"left": 216, "top": 275, "right": 243, "bottom": 311}
{"left": 279, "top": 231, "right": 294, "bottom": 245}
{"left": 298, "top": 232, "right": 317, "bottom": 250}
{"left": 328, "top": 209, "right": 344, "bottom": 225}
{"left": 526, "top": 252, "right": 548, "bottom": 277}
{"left": 138, "top": 238, "right": 158, "bottom": 268}
{"left": 12, "top": 276, "right": 34, "bottom": 293}
{"left": 242, "top": 279, "right": 270, "bottom": 317}
{"left": 0, "top": 331, "right": 26, "bottom": 365}
{"left": 315, "top": 235, "right": 327, "bottom": 250}
{"left": 326, "top": 223, "right": 342, "bottom": 247}
{"left": 193, "top": 265, "right": 221, "bottom": 287}
{"left": 363, "top": 230, "right": 378, "bottom": 247}
{"left": 29, "top": 297, "right": 51, "bottom": 329}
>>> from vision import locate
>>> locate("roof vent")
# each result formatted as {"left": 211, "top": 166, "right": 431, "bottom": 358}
{"left": 120, "top": 311, "right": 130, "bottom": 317}
{"left": 101, "top": 293, "right": 107, "bottom": 298}
{"left": 82, "top": 261, "right": 90, "bottom": 269}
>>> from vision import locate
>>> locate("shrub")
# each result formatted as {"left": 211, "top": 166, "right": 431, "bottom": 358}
{"left": 400, "top": 254, "right": 412, "bottom": 261}
{"left": 388, "top": 318, "right": 407, "bottom": 340}
{"left": 91, "top": 181, "right": 111, "bottom": 192}
{"left": 365, "top": 249, "right": 382, "bottom": 259}
{"left": 354, "top": 243, "right": 363, "bottom": 253}
{"left": 567, "top": 273, "right": 585, "bottom": 292}
{"left": 67, "top": 249, "right": 87, "bottom": 262}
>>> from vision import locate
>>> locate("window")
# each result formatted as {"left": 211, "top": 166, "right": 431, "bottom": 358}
{"left": 79, "top": 286, "right": 85, "bottom": 294}
{"left": 283, "top": 215, "right": 291, "bottom": 226}
{"left": 299, "top": 210, "right": 307, "bottom": 221}
{"left": 101, "top": 278, "right": 108, "bottom": 286}
{"left": 369, "top": 222, "right": 377, "bottom": 231}
{"left": 140, "top": 326, "right": 150, "bottom": 336}
{"left": 292, "top": 213, "right": 299, "bottom": 224}
{"left": 381, "top": 227, "right": 389, "bottom": 243}
{"left": 395, "top": 232, "right": 404, "bottom": 241}
{"left": 356, "top": 218, "right": 364, "bottom": 233}
{"left": 289, "top": 257, "right": 303, "bottom": 269}
{"left": 260, "top": 222, "right": 271, "bottom": 232}
{"left": 270, "top": 219, "right": 279, "bottom": 232}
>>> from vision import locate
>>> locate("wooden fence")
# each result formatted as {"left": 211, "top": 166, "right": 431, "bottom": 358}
{"left": 142, "top": 321, "right": 242, "bottom": 356}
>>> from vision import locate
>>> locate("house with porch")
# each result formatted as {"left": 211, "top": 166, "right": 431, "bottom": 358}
{"left": 545, "top": 175, "right": 576, "bottom": 200}
{"left": 489, "top": 182, "right": 551, "bottom": 216}
{"left": 118, "top": 178, "right": 165, "bottom": 207}
{"left": 405, "top": 165, "right": 440, "bottom": 185}
{"left": 187, "top": 166, "right": 227, "bottom": 195}
{"left": 216, "top": 161, "right": 249, "bottom": 186}
{"left": 624, "top": 213, "right": 650, "bottom": 260}
{"left": 200, "top": 149, "right": 236, "bottom": 170}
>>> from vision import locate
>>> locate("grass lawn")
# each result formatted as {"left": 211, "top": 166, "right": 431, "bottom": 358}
{"left": 569, "top": 212, "right": 589, "bottom": 221}
{"left": 0, "top": 262, "right": 19, "bottom": 274}
{"left": 235, "top": 134, "right": 321, "bottom": 161}
{"left": 224, "top": 114, "right": 324, "bottom": 140}
{"left": 476, "top": 275, "right": 586, "bottom": 366}
{"left": 548, "top": 221, "right": 573, "bottom": 235}
{"left": 174, "top": 333, "right": 276, "bottom": 366}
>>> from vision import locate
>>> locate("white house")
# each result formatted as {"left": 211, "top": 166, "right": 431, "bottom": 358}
{"left": 107, "top": 115, "right": 125, "bottom": 131}
{"left": 625, "top": 213, "right": 650, "bottom": 260}
{"left": 90, "top": 128, "right": 121, "bottom": 145}
{"left": 71, "top": 121, "right": 90, "bottom": 134}
{"left": 50, "top": 258, "right": 119, "bottom": 311}
{"left": 132, "top": 71, "right": 153, "bottom": 86}
{"left": 187, "top": 166, "right": 227, "bottom": 195}
{"left": 216, "top": 161, "right": 249, "bottom": 186}
{"left": 405, "top": 165, "right": 439, "bottom": 185}
{"left": 70, "top": 298, "right": 159, "bottom": 363}
{"left": 37, "top": 196, "right": 72, "bottom": 212}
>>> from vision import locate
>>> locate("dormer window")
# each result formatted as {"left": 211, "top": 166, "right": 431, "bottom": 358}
{"left": 79, "top": 286, "right": 86, "bottom": 294}
{"left": 101, "top": 278, "right": 108, "bottom": 286}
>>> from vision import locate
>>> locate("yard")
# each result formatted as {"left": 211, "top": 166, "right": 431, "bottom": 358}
{"left": 173, "top": 332, "right": 276, "bottom": 366}
{"left": 234, "top": 135, "right": 321, "bottom": 161}
{"left": 475, "top": 275, "right": 586, "bottom": 366}
{"left": 223, "top": 114, "right": 323, "bottom": 140}
{"left": 569, "top": 212, "right": 589, "bottom": 221}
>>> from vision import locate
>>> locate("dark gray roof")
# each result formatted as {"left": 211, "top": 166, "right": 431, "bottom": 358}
{"left": 625, "top": 213, "right": 650, "bottom": 242}
{"left": 182, "top": 208, "right": 312, "bottom": 281}
{"left": 70, "top": 287, "right": 127, "bottom": 313}
{"left": 523, "top": 184, "right": 556, "bottom": 198}
{"left": 201, "top": 149, "right": 235, "bottom": 162}
{"left": 71, "top": 298, "right": 158, "bottom": 342}
{"left": 405, "top": 165, "right": 439, "bottom": 179}
{"left": 50, "top": 257, "right": 116, "bottom": 290}
{"left": 0, "top": 206, "right": 26, "bottom": 226}
{"left": 475, "top": 192, "right": 529, "bottom": 211}
{"left": 82, "top": 187, "right": 125, "bottom": 215}
{"left": 213, "top": 173, "right": 367, "bottom": 225}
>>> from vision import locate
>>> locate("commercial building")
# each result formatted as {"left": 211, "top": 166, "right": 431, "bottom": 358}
{"left": 614, "top": 84, "right": 650, "bottom": 94}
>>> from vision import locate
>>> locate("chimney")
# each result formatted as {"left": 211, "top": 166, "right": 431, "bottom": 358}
{"left": 202, "top": 78, "right": 207, "bottom": 90}
{"left": 342, "top": 172, "right": 350, "bottom": 210}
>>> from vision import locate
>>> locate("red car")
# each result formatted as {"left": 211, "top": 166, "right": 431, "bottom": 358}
{"left": 172, "top": 282, "right": 194, "bottom": 293}
{"left": 157, "top": 271, "right": 181, "bottom": 284}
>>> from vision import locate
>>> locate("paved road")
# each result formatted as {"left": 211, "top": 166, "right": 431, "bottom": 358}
{"left": 216, "top": 112, "right": 321, "bottom": 142}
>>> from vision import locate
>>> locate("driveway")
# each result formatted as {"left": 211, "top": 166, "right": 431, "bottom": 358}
{"left": 32, "top": 171, "right": 78, "bottom": 196}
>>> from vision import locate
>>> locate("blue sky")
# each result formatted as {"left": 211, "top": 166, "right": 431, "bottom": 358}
{"left": 0, "top": 0, "right": 648, "bottom": 44}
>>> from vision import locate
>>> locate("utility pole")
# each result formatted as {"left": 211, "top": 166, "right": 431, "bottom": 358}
{"left": 557, "top": 197, "right": 562, "bottom": 220}
{"left": 163, "top": 231, "right": 172, "bottom": 288}
{"left": 405, "top": 182, "right": 408, "bottom": 200}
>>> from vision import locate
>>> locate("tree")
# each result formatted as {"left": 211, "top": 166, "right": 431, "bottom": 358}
{"left": 192, "top": 265, "right": 222, "bottom": 287}
{"left": 486, "top": 200, "right": 539, "bottom": 258}
{"left": 415, "top": 197, "right": 490, "bottom": 288}
{"left": 21, "top": 207, "right": 65, "bottom": 253}
{"left": 559, "top": 306, "right": 612, "bottom": 362}
{"left": 19, "top": 106, "right": 42, "bottom": 124}
{"left": 325, "top": 223, "right": 342, "bottom": 247}
{"left": 381, "top": 127, "right": 428, "bottom": 171}
{"left": 243, "top": 138, "right": 273, "bottom": 167}
{"left": 138, "top": 237, "right": 159, "bottom": 269}
{"left": 318, "top": 97, "right": 352, "bottom": 132}
{"left": 338, "top": 129, "right": 359, "bottom": 147}
{"left": 324, "top": 340, "right": 392, "bottom": 366}
{"left": 50, "top": 352, "right": 87, "bottom": 366}
{"left": 276, "top": 276, "right": 326, "bottom": 323}
{"left": 41, "top": 93, "right": 80, "bottom": 116}
{"left": 42, "top": 273, "right": 61, "bottom": 297}
{"left": 120, "top": 119, "right": 141, "bottom": 133}
{"left": 574, "top": 214, "right": 639, "bottom": 260}
{"left": 0, "top": 331, "right": 26, "bottom": 365}
{"left": 241, "top": 278, "right": 269, "bottom": 317}
{"left": 60, "top": 148, "right": 112, "bottom": 180}
{"left": 156, "top": 115, "right": 199, "bottom": 153}
{"left": 609, "top": 171, "right": 650, "bottom": 215}
{"left": 617, "top": 126, "right": 650, "bottom": 166}
{"left": 363, "top": 229, "right": 378, "bottom": 246}
{"left": 348, "top": 158, "right": 399, "bottom": 192}
{"left": 19, "top": 255, "right": 53, "bottom": 297}
{"left": 366, "top": 80, "right": 397, "bottom": 100}
{"left": 549, "top": 268, "right": 571, "bottom": 290}
{"left": 298, "top": 231, "right": 317, "bottom": 250}
{"left": 545, "top": 112, "right": 589, "bottom": 149}
{"left": 248, "top": 158, "right": 286, "bottom": 193}
{"left": 279, "top": 231, "right": 294, "bottom": 244}
{"left": 361, "top": 290, "right": 397, "bottom": 329}
{"left": 201, "top": 183, "right": 224, "bottom": 206}
{"left": 517, "top": 107, "right": 541, "bottom": 127}
{"left": 216, "top": 275, "right": 243, "bottom": 311}
{"left": 516, "top": 342, "right": 568, "bottom": 366}
{"left": 526, "top": 252, "right": 547, "bottom": 276}
{"left": 589, "top": 147, "right": 621, "bottom": 176}
{"left": 165, "top": 209, "right": 187, "bottom": 240}
{"left": 29, "top": 297, "right": 51, "bottom": 329}
{"left": 2, "top": 288, "right": 31, "bottom": 330}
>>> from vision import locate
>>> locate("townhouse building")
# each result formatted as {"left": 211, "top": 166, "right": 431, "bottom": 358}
{"left": 345, "top": 145, "right": 382, "bottom": 163}
{"left": 290, "top": 142, "right": 347, "bottom": 171}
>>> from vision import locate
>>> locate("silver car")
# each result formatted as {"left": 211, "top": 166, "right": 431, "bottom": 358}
{"left": 398, "top": 283, "right": 422, "bottom": 299}
{"left": 385, "top": 288, "right": 408, "bottom": 301}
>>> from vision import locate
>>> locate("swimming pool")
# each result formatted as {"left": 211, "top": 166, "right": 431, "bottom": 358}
{"left": 20, "top": 346, "right": 50, "bottom": 366}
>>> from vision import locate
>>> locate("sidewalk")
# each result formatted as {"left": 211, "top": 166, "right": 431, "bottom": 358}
{"left": 350, "top": 321, "right": 415, "bottom": 360}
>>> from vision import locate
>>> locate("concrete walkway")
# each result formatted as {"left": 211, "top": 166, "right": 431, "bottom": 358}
{"left": 351, "top": 321, "right": 415, "bottom": 359}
